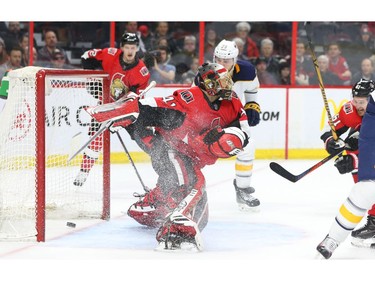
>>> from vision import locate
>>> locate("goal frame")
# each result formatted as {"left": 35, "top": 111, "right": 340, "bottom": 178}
{"left": 33, "top": 68, "right": 111, "bottom": 241}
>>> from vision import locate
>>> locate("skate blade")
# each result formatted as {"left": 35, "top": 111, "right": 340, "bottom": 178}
{"left": 351, "top": 237, "right": 375, "bottom": 248}
{"left": 238, "top": 204, "right": 260, "bottom": 213}
{"left": 154, "top": 241, "right": 201, "bottom": 253}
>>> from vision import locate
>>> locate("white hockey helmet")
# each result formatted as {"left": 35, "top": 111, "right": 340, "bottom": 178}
{"left": 213, "top": 39, "right": 239, "bottom": 64}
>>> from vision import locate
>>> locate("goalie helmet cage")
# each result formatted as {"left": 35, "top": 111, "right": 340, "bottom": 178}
{"left": 0, "top": 67, "right": 111, "bottom": 242}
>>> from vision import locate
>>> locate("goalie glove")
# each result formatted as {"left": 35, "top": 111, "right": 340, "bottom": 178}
{"left": 85, "top": 95, "right": 140, "bottom": 132}
{"left": 334, "top": 153, "right": 358, "bottom": 174}
{"left": 244, "top": 101, "right": 261, "bottom": 127}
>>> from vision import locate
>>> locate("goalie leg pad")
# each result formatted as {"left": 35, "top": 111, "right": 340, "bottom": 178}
{"left": 85, "top": 96, "right": 139, "bottom": 126}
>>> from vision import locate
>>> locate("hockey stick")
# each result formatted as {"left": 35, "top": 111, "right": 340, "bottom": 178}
{"left": 269, "top": 148, "right": 344, "bottom": 183}
{"left": 116, "top": 131, "right": 150, "bottom": 192}
{"left": 67, "top": 81, "right": 156, "bottom": 163}
{"left": 67, "top": 120, "right": 112, "bottom": 163}
{"left": 304, "top": 22, "right": 338, "bottom": 141}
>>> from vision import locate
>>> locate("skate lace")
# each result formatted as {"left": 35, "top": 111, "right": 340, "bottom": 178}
{"left": 238, "top": 190, "right": 257, "bottom": 202}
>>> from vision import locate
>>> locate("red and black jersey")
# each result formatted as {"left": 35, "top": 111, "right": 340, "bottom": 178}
{"left": 140, "top": 86, "right": 248, "bottom": 166}
{"left": 82, "top": 48, "right": 150, "bottom": 101}
{"left": 334, "top": 100, "right": 362, "bottom": 134}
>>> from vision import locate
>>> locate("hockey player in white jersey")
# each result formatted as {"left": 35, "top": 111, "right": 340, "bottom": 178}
{"left": 208, "top": 39, "right": 261, "bottom": 211}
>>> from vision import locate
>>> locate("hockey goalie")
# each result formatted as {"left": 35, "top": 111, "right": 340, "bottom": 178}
{"left": 86, "top": 62, "right": 251, "bottom": 251}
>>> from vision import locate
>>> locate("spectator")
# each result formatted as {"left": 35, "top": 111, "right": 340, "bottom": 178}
{"left": 351, "top": 58, "right": 375, "bottom": 84}
{"left": 23, "top": 46, "right": 38, "bottom": 66}
{"left": 278, "top": 60, "right": 290, "bottom": 85}
{"left": 1, "top": 22, "right": 23, "bottom": 51}
{"left": 0, "top": 45, "right": 23, "bottom": 81}
{"left": 181, "top": 57, "right": 199, "bottom": 84}
{"left": 138, "top": 24, "right": 155, "bottom": 52}
{"left": 356, "top": 25, "right": 375, "bottom": 62}
{"left": 326, "top": 42, "right": 352, "bottom": 85}
{"left": 255, "top": 56, "right": 278, "bottom": 85}
{"left": 204, "top": 27, "right": 221, "bottom": 63}
{"left": 0, "top": 37, "right": 8, "bottom": 66}
{"left": 149, "top": 45, "right": 176, "bottom": 84}
{"left": 234, "top": 22, "right": 259, "bottom": 61}
{"left": 48, "top": 49, "right": 75, "bottom": 69}
{"left": 154, "top": 22, "right": 179, "bottom": 55}
{"left": 259, "top": 37, "right": 280, "bottom": 81}
{"left": 295, "top": 40, "right": 314, "bottom": 85}
{"left": 38, "top": 29, "right": 70, "bottom": 66}
{"left": 232, "top": 37, "right": 250, "bottom": 61}
{"left": 170, "top": 35, "right": 198, "bottom": 83}
{"left": 309, "top": 54, "right": 341, "bottom": 86}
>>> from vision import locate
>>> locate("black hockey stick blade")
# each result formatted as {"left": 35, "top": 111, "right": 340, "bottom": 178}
{"left": 269, "top": 149, "right": 343, "bottom": 183}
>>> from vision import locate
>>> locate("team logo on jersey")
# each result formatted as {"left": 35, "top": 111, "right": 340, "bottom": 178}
{"left": 140, "top": 66, "right": 149, "bottom": 76}
{"left": 180, "top": 90, "right": 194, "bottom": 103}
{"left": 110, "top": 73, "right": 128, "bottom": 100}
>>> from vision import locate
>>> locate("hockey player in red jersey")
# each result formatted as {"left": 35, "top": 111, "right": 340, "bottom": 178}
{"left": 85, "top": 62, "right": 250, "bottom": 251}
{"left": 319, "top": 78, "right": 375, "bottom": 250}
{"left": 317, "top": 80, "right": 375, "bottom": 259}
{"left": 73, "top": 32, "right": 150, "bottom": 186}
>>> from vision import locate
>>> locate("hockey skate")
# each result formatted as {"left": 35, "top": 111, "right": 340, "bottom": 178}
{"left": 233, "top": 180, "right": 260, "bottom": 211}
{"left": 351, "top": 215, "right": 375, "bottom": 248}
{"left": 127, "top": 185, "right": 181, "bottom": 228}
{"left": 155, "top": 212, "right": 203, "bottom": 252}
{"left": 73, "top": 170, "right": 89, "bottom": 186}
{"left": 316, "top": 235, "right": 339, "bottom": 259}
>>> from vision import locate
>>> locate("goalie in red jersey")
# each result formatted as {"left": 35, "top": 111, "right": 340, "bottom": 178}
{"left": 320, "top": 78, "right": 375, "bottom": 249}
{"left": 73, "top": 32, "right": 150, "bottom": 186}
{"left": 85, "top": 62, "right": 250, "bottom": 251}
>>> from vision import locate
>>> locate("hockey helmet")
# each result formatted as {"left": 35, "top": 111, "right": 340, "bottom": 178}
{"left": 121, "top": 32, "right": 139, "bottom": 46}
{"left": 197, "top": 62, "right": 233, "bottom": 100}
{"left": 352, "top": 78, "right": 375, "bottom": 98}
{"left": 213, "top": 39, "right": 239, "bottom": 64}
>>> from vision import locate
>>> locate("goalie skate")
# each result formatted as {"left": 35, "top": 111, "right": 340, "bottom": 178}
{"left": 155, "top": 212, "right": 203, "bottom": 252}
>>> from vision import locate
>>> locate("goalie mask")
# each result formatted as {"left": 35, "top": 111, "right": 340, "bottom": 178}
{"left": 352, "top": 78, "right": 375, "bottom": 98}
{"left": 197, "top": 62, "right": 234, "bottom": 100}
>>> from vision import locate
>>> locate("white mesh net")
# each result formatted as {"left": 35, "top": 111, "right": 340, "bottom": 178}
{"left": 0, "top": 67, "right": 110, "bottom": 240}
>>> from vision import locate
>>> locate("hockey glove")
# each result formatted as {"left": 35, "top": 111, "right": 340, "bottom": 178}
{"left": 345, "top": 131, "right": 359, "bottom": 151}
{"left": 202, "top": 127, "right": 225, "bottom": 144}
{"left": 324, "top": 136, "right": 346, "bottom": 155}
{"left": 244, "top": 101, "right": 261, "bottom": 127}
{"left": 334, "top": 153, "right": 358, "bottom": 174}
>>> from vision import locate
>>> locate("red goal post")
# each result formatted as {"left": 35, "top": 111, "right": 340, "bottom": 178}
{"left": 0, "top": 67, "right": 111, "bottom": 241}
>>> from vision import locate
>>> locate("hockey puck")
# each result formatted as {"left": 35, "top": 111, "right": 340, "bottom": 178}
{"left": 66, "top": 222, "right": 76, "bottom": 228}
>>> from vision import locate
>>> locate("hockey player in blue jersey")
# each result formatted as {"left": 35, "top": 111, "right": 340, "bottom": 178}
{"left": 200, "top": 39, "right": 261, "bottom": 211}
{"left": 316, "top": 84, "right": 375, "bottom": 259}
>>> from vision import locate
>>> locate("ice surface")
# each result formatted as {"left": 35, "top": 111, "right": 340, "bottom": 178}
{"left": 1, "top": 159, "right": 374, "bottom": 280}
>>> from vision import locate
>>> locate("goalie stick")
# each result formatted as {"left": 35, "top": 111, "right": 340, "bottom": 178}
{"left": 269, "top": 148, "right": 344, "bottom": 183}
{"left": 67, "top": 81, "right": 156, "bottom": 163}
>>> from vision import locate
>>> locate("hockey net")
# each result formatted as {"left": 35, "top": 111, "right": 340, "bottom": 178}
{"left": 0, "top": 67, "right": 111, "bottom": 241}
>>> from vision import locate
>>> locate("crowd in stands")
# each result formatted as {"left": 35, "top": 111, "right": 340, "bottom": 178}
{"left": 0, "top": 21, "right": 375, "bottom": 86}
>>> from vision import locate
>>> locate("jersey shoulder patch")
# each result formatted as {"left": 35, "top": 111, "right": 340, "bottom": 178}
{"left": 179, "top": 90, "right": 194, "bottom": 103}
{"left": 343, "top": 102, "right": 354, "bottom": 114}
{"left": 140, "top": 66, "right": 149, "bottom": 76}
{"left": 107, "top": 48, "right": 118, "bottom": 56}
